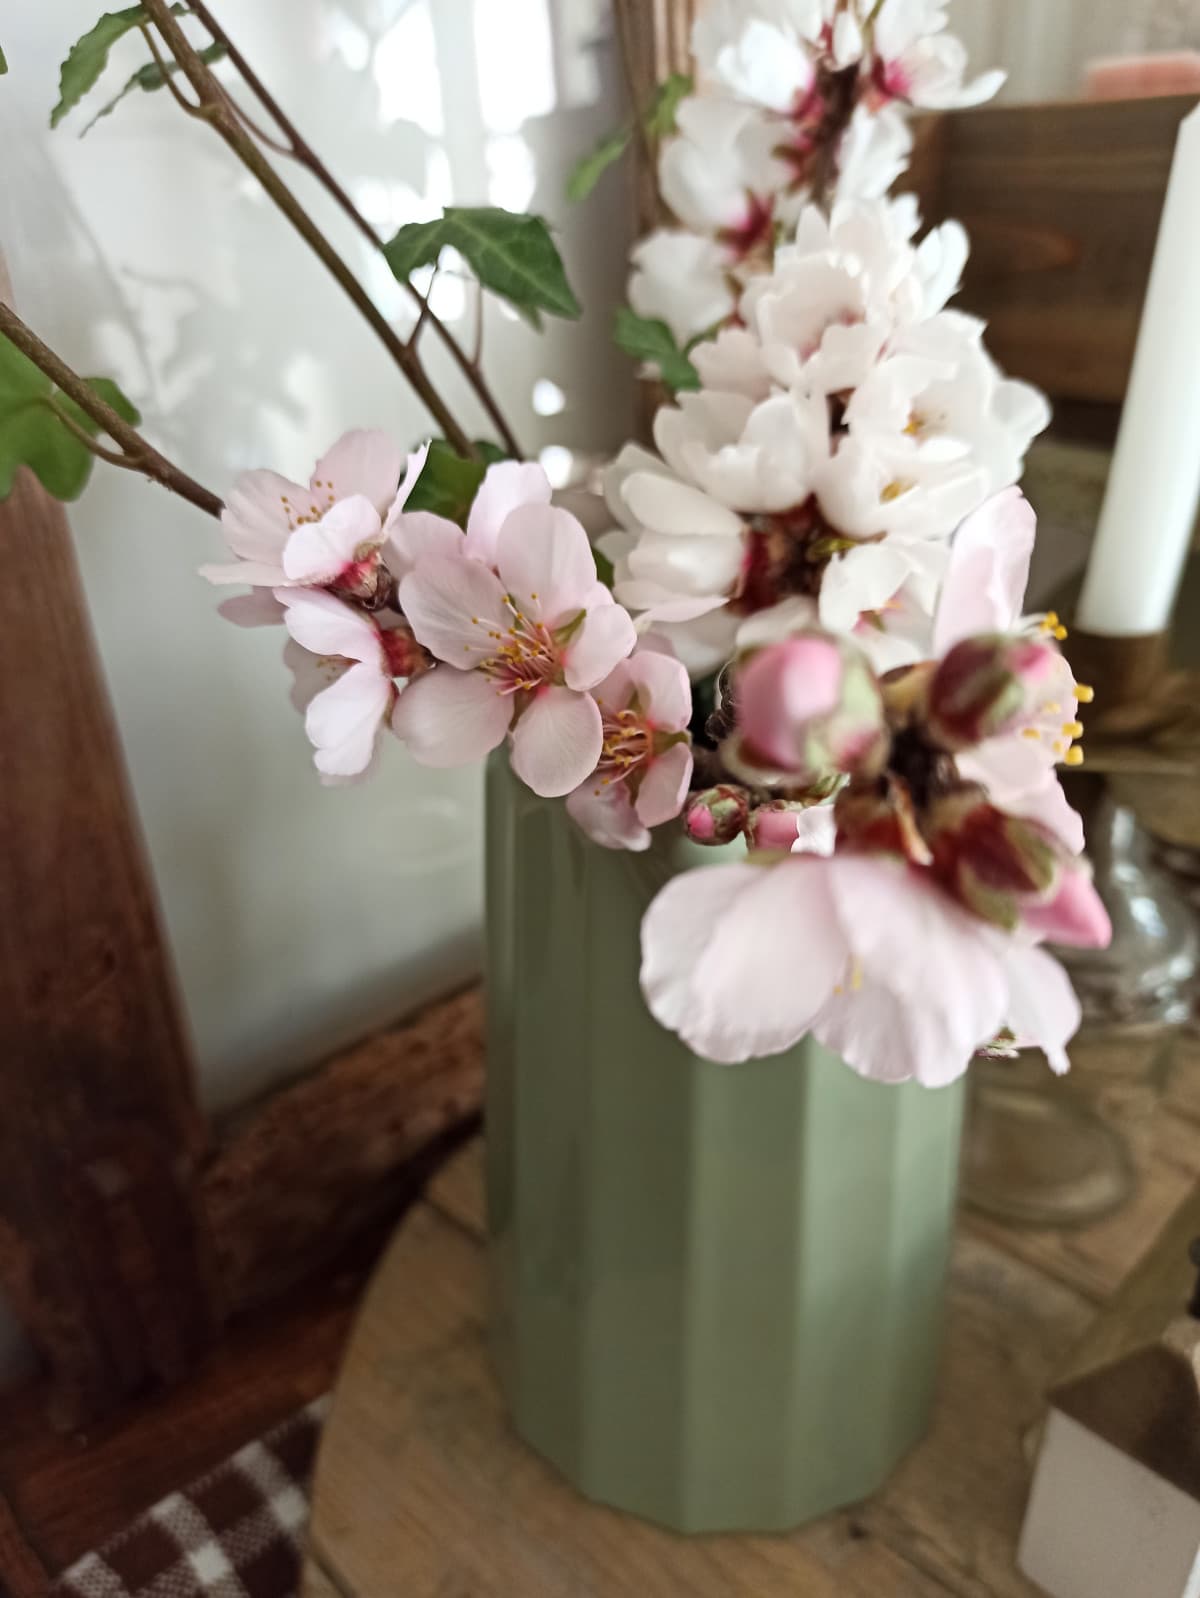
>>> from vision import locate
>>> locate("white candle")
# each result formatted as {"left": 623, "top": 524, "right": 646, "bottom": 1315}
{"left": 1077, "top": 103, "right": 1200, "bottom": 637}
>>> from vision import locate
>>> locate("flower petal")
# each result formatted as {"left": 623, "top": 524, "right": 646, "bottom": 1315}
{"left": 282, "top": 495, "right": 383, "bottom": 582}
{"left": 201, "top": 559, "right": 288, "bottom": 588}
{"left": 495, "top": 504, "right": 602, "bottom": 625}
{"left": 386, "top": 511, "right": 465, "bottom": 579}
{"left": 1023, "top": 865, "right": 1112, "bottom": 950}
{"left": 562, "top": 603, "right": 638, "bottom": 691}
{"left": 391, "top": 665, "right": 513, "bottom": 767}
{"left": 934, "top": 488, "right": 1036, "bottom": 653}
{"left": 305, "top": 660, "right": 391, "bottom": 778}
{"left": 509, "top": 686, "right": 602, "bottom": 797}
{"left": 1002, "top": 944, "right": 1081, "bottom": 1074}
{"left": 566, "top": 781, "right": 651, "bottom": 852}
{"left": 624, "top": 647, "right": 693, "bottom": 730}
{"left": 641, "top": 863, "right": 768, "bottom": 1039}
{"left": 220, "top": 470, "right": 308, "bottom": 563}
{"left": 634, "top": 742, "right": 693, "bottom": 829}
{"left": 623, "top": 472, "right": 744, "bottom": 539}
{"left": 312, "top": 429, "right": 403, "bottom": 518}
{"left": 465, "top": 462, "right": 552, "bottom": 565}
{"left": 398, "top": 555, "right": 510, "bottom": 666}
{"left": 279, "top": 588, "right": 379, "bottom": 664}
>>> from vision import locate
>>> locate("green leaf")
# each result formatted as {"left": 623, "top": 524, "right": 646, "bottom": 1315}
{"left": 51, "top": 3, "right": 188, "bottom": 129}
{"left": 566, "top": 125, "right": 633, "bottom": 204}
{"left": 403, "top": 440, "right": 486, "bottom": 527}
{"left": 613, "top": 309, "right": 700, "bottom": 392}
{"left": 0, "top": 45, "right": 9, "bottom": 75}
{"left": 383, "top": 208, "right": 581, "bottom": 330}
{"left": 591, "top": 543, "right": 615, "bottom": 590}
{"left": 0, "top": 335, "right": 140, "bottom": 502}
{"left": 565, "top": 72, "right": 693, "bottom": 203}
{"left": 81, "top": 39, "right": 226, "bottom": 134}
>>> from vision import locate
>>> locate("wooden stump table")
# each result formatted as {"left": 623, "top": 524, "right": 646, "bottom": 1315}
{"left": 302, "top": 1052, "right": 1200, "bottom": 1597}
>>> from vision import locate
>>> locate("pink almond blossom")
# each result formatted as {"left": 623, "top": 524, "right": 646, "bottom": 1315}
{"left": 641, "top": 851, "right": 1080, "bottom": 1082}
{"left": 393, "top": 504, "right": 637, "bottom": 797}
{"left": 202, "top": 430, "right": 427, "bottom": 606}
{"left": 566, "top": 646, "right": 694, "bottom": 852}
{"left": 279, "top": 588, "right": 426, "bottom": 782}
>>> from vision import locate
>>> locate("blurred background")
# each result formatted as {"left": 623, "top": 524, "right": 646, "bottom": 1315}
{"left": 0, "top": 0, "right": 1195, "bottom": 1383}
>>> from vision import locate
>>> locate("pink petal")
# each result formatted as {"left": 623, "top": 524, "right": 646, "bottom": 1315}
{"left": 1002, "top": 945, "right": 1081, "bottom": 1074}
{"left": 566, "top": 781, "right": 651, "bottom": 852}
{"left": 391, "top": 666, "right": 513, "bottom": 767}
{"left": 312, "top": 429, "right": 404, "bottom": 518}
{"left": 397, "top": 555, "right": 510, "bottom": 666}
{"left": 201, "top": 559, "right": 288, "bottom": 588}
{"left": 465, "top": 462, "right": 552, "bottom": 565}
{"left": 737, "top": 637, "right": 844, "bottom": 770}
{"left": 687, "top": 857, "right": 847, "bottom": 1063}
{"left": 562, "top": 603, "right": 638, "bottom": 692}
{"left": 217, "top": 591, "right": 286, "bottom": 628}
{"left": 220, "top": 471, "right": 307, "bottom": 563}
{"left": 282, "top": 495, "right": 383, "bottom": 582}
{"left": 1023, "top": 865, "right": 1112, "bottom": 949}
{"left": 635, "top": 742, "right": 693, "bottom": 829}
{"left": 495, "top": 504, "right": 602, "bottom": 626}
{"left": 386, "top": 511, "right": 464, "bottom": 579}
{"left": 509, "top": 686, "right": 603, "bottom": 798}
{"left": 279, "top": 588, "right": 379, "bottom": 664}
{"left": 641, "top": 863, "right": 772, "bottom": 1040}
{"left": 934, "top": 488, "right": 1036, "bottom": 654}
{"left": 623, "top": 647, "right": 693, "bottom": 731}
{"left": 305, "top": 660, "right": 391, "bottom": 778}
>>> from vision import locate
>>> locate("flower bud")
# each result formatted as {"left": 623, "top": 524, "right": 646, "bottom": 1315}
{"left": 926, "top": 789, "right": 1062, "bottom": 930}
{"left": 381, "top": 621, "right": 434, "bottom": 680}
{"left": 1022, "top": 862, "right": 1112, "bottom": 949}
{"left": 926, "top": 634, "right": 1061, "bottom": 752}
{"left": 684, "top": 785, "right": 751, "bottom": 846}
{"left": 747, "top": 800, "right": 837, "bottom": 855}
{"left": 733, "top": 633, "right": 889, "bottom": 784}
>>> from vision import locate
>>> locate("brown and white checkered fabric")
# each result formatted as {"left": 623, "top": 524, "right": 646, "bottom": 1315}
{"left": 52, "top": 1397, "right": 329, "bottom": 1598}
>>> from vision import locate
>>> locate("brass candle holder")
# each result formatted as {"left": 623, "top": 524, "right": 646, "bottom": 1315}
{"left": 963, "top": 625, "right": 1200, "bottom": 1229}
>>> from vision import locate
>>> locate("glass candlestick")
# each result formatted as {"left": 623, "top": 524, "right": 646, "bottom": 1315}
{"left": 963, "top": 775, "right": 1198, "bottom": 1228}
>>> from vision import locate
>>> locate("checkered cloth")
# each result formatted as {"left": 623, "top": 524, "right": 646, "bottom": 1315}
{"left": 51, "top": 1398, "right": 329, "bottom": 1598}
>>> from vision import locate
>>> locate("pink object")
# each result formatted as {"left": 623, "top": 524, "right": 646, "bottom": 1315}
{"left": 1084, "top": 54, "right": 1200, "bottom": 101}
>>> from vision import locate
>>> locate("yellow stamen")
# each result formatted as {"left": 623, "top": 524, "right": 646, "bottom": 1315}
{"left": 1062, "top": 721, "right": 1084, "bottom": 738}
{"left": 1064, "top": 747, "right": 1084, "bottom": 767}
{"left": 1053, "top": 625, "right": 1068, "bottom": 641}
{"left": 1021, "top": 727, "right": 1042, "bottom": 741}
{"left": 1074, "top": 683, "right": 1095, "bottom": 703}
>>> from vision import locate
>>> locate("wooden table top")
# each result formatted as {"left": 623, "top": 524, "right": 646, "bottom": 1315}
{"left": 302, "top": 1045, "right": 1200, "bottom": 1597}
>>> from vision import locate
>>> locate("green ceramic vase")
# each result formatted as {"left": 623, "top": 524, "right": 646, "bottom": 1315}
{"left": 485, "top": 756, "right": 965, "bottom": 1534}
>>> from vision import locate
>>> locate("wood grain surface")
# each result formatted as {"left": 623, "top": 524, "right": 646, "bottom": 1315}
{"left": 302, "top": 1036, "right": 1200, "bottom": 1597}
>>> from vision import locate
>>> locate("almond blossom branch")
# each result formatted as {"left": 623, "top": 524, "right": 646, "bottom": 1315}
{"left": 139, "top": 0, "right": 477, "bottom": 461}
{"left": 0, "top": 303, "right": 223, "bottom": 518}
{"left": 181, "top": 0, "right": 523, "bottom": 460}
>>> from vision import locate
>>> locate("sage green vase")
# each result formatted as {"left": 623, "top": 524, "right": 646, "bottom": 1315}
{"left": 485, "top": 756, "right": 965, "bottom": 1534}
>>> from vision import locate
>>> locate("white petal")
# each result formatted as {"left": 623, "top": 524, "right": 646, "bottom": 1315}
{"left": 306, "top": 661, "right": 391, "bottom": 778}
{"left": 391, "top": 666, "right": 512, "bottom": 767}
{"left": 1003, "top": 945, "right": 1081, "bottom": 1074}
{"left": 465, "top": 462, "right": 552, "bottom": 565}
{"left": 312, "top": 429, "right": 403, "bottom": 518}
{"left": 641, "top": 863, "right": 764, "bottom": 1039}
{"left": 282, "top": 495, "right": 383, "bottom": 582}
{"left": 819, "top": 543, "right": 912, "bottom": 632}
{"left": 280, "top": 588, "right": 379, "bottom": 664}
{"left": 563, "top": 603, "right": 638, "bottom": 691}
{"left": 934, "top": 487, "right": 1035, "bottom": 652}
{"left": 635, "top": 742, "right": 693, "bottom": 829}
{"left": 629, "top": 232, "right": 736, "bottom": 347}
{"left": 688, "top": 857, "right": 847, "bottom": 1063}
{"left": 623, "top": 473, "right": 745, "bottom": 540}
{"left": 220, "top": 471, "right": 307, "bottom": 563}
{"left": 398, "top": 555, "right": 510, "bottom": 665}
{"left": 509, "top": 686, "right": 602, "bottom": 797}
{"left": 566, "top": 781, "right": 650, "bottom": 852}
{"left": 494, "top": 503, "right": 603, "bottom": 627}
{"left": 627, "top": 531, "right": 744, "bottom": 599}
{"left": 386, "top": 511, "right": 464, "bottom": 579}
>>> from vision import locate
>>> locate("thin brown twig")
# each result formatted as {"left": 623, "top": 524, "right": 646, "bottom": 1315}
{"left": 139, "top": 23, "right": 203, "bottom": 116}
{"left": 471, "top": 281, "right": 485, "bottom": 368}
{"left": 182, "top": 0, "right": 521, "bottom": 458}
{"left": 0, "top": 303, "right": 223, "bottom": 517}
{"left": 48, "top": 402, "right": 134, "bottom": 468}
{"left": 140, "top": 0, "right": 477, "bottom": 459}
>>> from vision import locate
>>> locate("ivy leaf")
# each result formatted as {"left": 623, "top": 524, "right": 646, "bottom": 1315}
{"left": 613, "top": 309, "right": 700, "bottom": 393}
{"left": 51, "top": 3, "right": 188, "bottom": 129}
{"left": 0, "top": 335, "right": 140, "bottom": 502}
{"left": 81, "top": 40, "right": 226, "bottom": 134}
{"left": 383, "top": 208, "right": 581, "bottom": 330}
{"left": 403, "top": 440, "right": 487, "bottom": 527}
{"left": 565, "top": 72, "right": 693, "bottom": 202}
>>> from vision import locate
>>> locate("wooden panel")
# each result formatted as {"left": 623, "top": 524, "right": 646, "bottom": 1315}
{"left": 0, "top": 458, "right": 216, "bottom": 1428}
{"left": 307, "top": 1138, "right": 1100, "bottom": 1598}
{"left": 922, "top": 95, "right": 1198, "bottom": 403}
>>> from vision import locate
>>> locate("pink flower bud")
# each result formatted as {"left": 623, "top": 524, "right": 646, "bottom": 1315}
{"left": 684, "top": 785, "right": 751, "bottom": 846}
{"left": 927, "top": 790, "right": 1062, "bottom": 930}
{"left": 927, "top": 634, "right": 1061, "bottom": 752}
{"left": 1022, "top": 863, "right": 1112, "bottom": 949}
{"left": 734, "top": 633, "right": 888, "bottom": 783}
